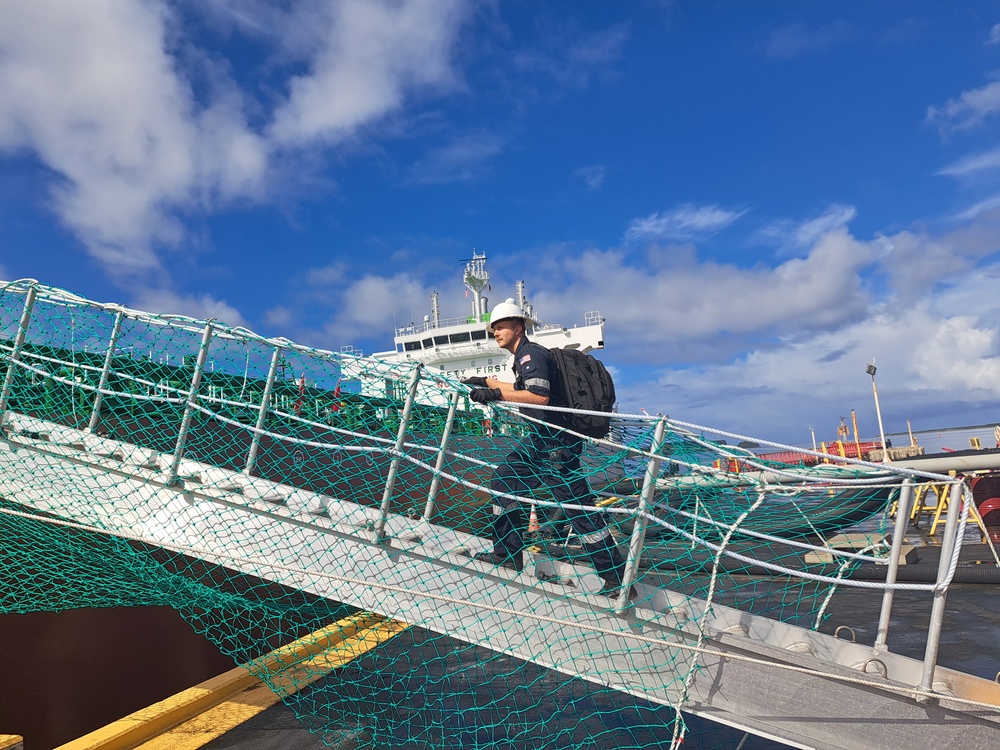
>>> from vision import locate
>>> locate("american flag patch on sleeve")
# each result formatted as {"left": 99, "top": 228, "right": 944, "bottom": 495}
{"left": 519, "top": 354, "right": 532, "bottom": 364}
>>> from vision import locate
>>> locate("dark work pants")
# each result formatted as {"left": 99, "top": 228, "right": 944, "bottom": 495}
{"left": 488, "top": 434, "right": 625, "bottom": 584}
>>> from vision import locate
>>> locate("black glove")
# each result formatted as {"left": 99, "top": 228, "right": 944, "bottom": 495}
{"left": 470, "top": 388, "right": 502, "bottom": 403}
{"left": 461, "top": 376, "right": 488, "bottom": 388}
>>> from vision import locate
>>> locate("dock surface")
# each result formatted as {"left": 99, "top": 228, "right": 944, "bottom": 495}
{"left": 39, "top": 581, "right": 1000, "bottom": 750}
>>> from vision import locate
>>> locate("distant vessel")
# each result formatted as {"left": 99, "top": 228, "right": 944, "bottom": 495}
{"left": 368, "top": 251, "right": 605, "bottom": 382}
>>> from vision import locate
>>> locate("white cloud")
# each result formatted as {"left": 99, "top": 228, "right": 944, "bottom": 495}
{"left": 527, "top": 226, "right": 874, "bottom": 367}
{"left": 264, "top": 305, "right": 294, "bottom": 329}
{"left": 603, "top": 217, "right": 1000, "bottom": 443}
{"left": 304, "top": 262, "right": 349, "bottom": 287}
{"left": 758, "top": 204, "right": 857, "bottom": 252}
{"left": 878, "top": 217, "right": 1000, "bottom": 302}
{"left": 913, "top": 312, "right": 1000, "bottom": 391}
{"left": 618, "top": 272, "right": 1000, "bottom": 444}
{"left": 0, "top": 0, "right": 268, "bottom": 281}
{"left": 954, "top": 193, "right": 1000, "bottom": 221}
{"left": 927, "top": 79, "right": 1000, "bottom": 131}
{"left": 129, "top": 287, "right": 248, "bottom": 328}
{"left": 0, "top": 263, "right": 8, "bottom": 281}
{"left": 321, "top": 272, "right": 432, "bottom": 344}
{"left": 521, "top": 211, "right": 1000, "bottom": 443}
{"left": 190, "top": 0, "right": 290, "bottom": 39}
{"left": 624, "top": 204, "right": 746, "bottom": 243}
{"left": 989, "top": 23, "right": 1000, "bottom": 45}
{"left": 573, "top": 165, "right": 607, "bottom": 190}
{"left": 938, "top": 147, "right": 1000, "bottom": 177}
{"left": 268, "top": 0, "right": 467, "bottom": 145}
{"left": 0, "top": 0, "right": 470, "bottom": 287}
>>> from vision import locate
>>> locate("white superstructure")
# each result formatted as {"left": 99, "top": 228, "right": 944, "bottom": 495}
{"left": 371, "top": 252, "right": 605, "bottom": 383}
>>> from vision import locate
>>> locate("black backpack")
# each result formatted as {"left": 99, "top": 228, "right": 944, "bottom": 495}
{"left": 548, "top": 347, "right": 616, "bottom": 439}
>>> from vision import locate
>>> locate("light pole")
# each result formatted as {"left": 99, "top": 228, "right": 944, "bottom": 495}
{"left": 867, "top": 358, "right": 890, "bottom": 463}
{"left": 808, "top": 425, "right": 817, "bottom": 452}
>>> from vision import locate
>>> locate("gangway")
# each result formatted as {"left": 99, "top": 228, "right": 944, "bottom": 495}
{"left": 2, "top": 411, "right": 1000, "bottom": 749}
{"left": 3, "top": 279, "right": 1000, "bottom": 749}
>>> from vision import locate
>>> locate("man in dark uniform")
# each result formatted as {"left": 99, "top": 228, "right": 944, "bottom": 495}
{"left": 462, "top": 299, "right": 630, "bottom": 598}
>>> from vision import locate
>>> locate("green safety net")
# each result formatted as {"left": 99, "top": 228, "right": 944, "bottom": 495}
{"left": 0, "top": 279, "right": 943, "bottom": 749}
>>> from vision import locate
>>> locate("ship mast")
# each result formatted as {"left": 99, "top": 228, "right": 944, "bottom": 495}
{"left": 515, "top": 279, "right": 536, "bottom": 322}
{"left": 462, "top": 251, "right": 490, "bottom": 320}
{"left": 430, "top": 290, "right": 440, "bottom": 328}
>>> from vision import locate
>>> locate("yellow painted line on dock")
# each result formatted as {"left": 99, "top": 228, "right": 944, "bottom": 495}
{"left": 55, "top": 612, "right": 410, "bottom": 750}
{"left": 0, "top": 735, "right": 24, "bottom": 750}
{"left": 128, "top": 681, "right": 281, "bottom": 750}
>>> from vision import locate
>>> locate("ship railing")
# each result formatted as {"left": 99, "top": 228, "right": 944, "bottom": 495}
{"left": 394, "top": 311, "right": 604, "bottom": 338}
{"left": 395, "top": 313, "right": 488, "bottom": 336}
{"left": 0, "top": 279, "right": 985, "bottom": 700}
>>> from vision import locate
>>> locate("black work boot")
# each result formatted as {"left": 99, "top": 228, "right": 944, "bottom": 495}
{"left": 474, "top": 551, "right": 524, "bottom": 572}
{"left": 599, "top": 579, "right": 636, "bottom": 601}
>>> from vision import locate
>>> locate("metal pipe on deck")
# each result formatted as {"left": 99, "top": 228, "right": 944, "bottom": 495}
{"left": 167, "top": 322, "right": 214, "bottom": 487}
{"left": 423, "top": 390, "right": 461, "bottom": 521}
{"left": 0, "top": 283, "right": 37, "bottom": 424}
{"left": 88, "top": 309, "right": 124, "bottom": 434}
{"left": 851, "top": 409, "right": 862, "bottom": 460}
{"left": 918, "top": 479, "right": 964, "bottom": 698}
{"left": 893, "top": 451, "right": 1000, "bottom": 473}
{"left": 867, "top": 359, "right": 891, "bottom": 463}
{"left": 375, "top": 364, "right": 423, "bottom": 541}
{"left": 616, "top": 417, "right": 667, "bottom": 613}
{"left": 874, "top": 478, "right": 913, "bottom": 652}
{"left": 245, "top": 345, "right": 282, "bottom": 476}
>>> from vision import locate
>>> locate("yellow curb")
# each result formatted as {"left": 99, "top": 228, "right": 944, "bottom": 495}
{"left": 54, "top": 612, "right": 408, "bottom": 750}
{"left": 129, "top": 682, "right": 281, "bottom": 750}
{"left": 133, "top": 618, "right": 412, "bottom": 750}
{"left": 0, "top": 735, "right": 24, "bottom": 750}
{"left": 54, "top": 666, "right": 257, "bottom": 750}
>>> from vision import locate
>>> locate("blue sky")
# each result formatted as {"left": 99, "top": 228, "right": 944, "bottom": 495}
{"left": 2, "top": 1, "right": 1000, "bottom": 445}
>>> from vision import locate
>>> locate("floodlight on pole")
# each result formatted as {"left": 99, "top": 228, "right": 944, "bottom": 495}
{"left": 867, "top": 358, "right": 890, "bottom": 463}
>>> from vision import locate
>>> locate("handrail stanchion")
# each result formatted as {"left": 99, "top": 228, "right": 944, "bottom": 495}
{"left": 423, "top": 390, "right": 461, "bottom": 521}
{"left": 375, "top": 365, "right": 423, "bottom": 541}
{"left": 0, "top": 283, "right": 38, "bottom": 425}
{"left": 616, "top": 417, "right": 667, "bottom": 614}
{"left": 88, "top": 308, "right": 124, "bottom": 434}
{"left": 166, "top": 322, "right": 214, "bottom": 487}
{"left": 917, "top": 479, "right": 964, "bottom": 698}
{"left": 245, "top": 345, "right": 282, "bottom": 476}
{"left": 874, "top": 477, "right": 913, "bottom": 652}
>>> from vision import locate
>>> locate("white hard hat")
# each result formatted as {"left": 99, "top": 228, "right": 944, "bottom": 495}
{"left": 487, "top": 298, "right": 534, "bottom": 334}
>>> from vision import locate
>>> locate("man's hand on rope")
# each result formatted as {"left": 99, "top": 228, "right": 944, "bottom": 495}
{"left": 469, "top": 388, "right": 502, "bottom": 403}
